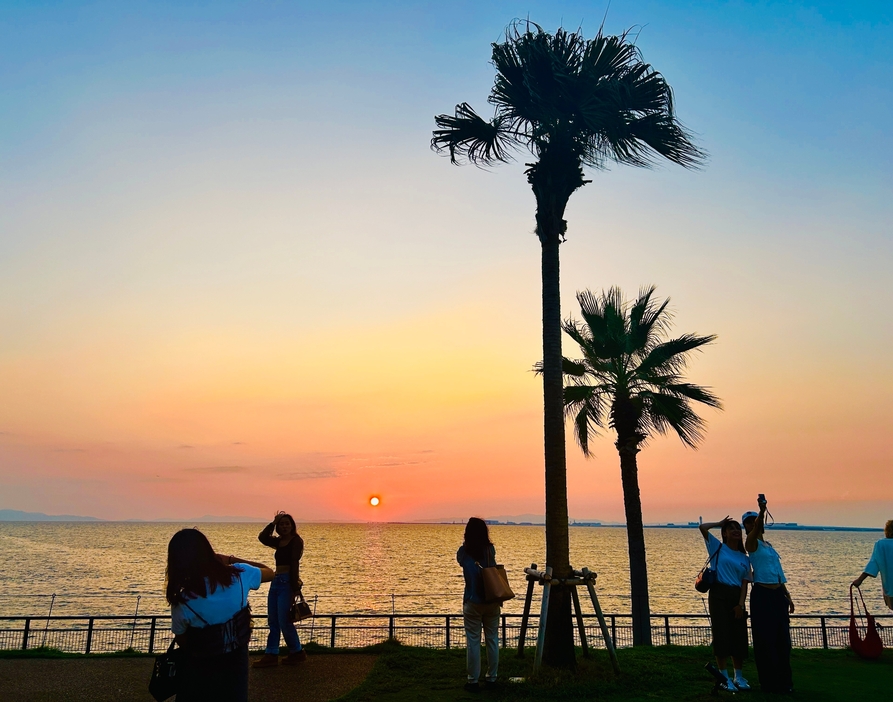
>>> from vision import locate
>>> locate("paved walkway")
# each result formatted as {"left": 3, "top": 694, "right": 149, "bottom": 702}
{"left": 0, "top": 653, "right": 377, "bottom": 701}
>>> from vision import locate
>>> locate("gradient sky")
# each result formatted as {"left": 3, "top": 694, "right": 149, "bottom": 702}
{"left": 1, "top": 1, "right": 891, "bottom": 525}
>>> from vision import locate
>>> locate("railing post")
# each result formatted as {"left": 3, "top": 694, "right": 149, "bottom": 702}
{"left": 664, "top": 615, "right": 671, "bottom": 646}
{"left": 445, "top": 615, "right": 450, "bottom": 649}
{"left": 821, "top": 616, "right": 828, "bottom": 650}
{"left": 611, "top": 615, "right": 616, "bottom": 648}
{"left": 148, "top": 617, "right": 157, "bottom": 654}
{"left": 330, "top": 616, "right": 336, "bottom": 648}
{"left": 85, "top": 618, "right": 95, "bottom": 654}
{"left": 501, "top": 613, "right": 507, "bottom": 649}
{"left": 388, "top": 615, "right": 395, "bottom": 640}
{"left": 22, "top": 618, "right": 31, "bottom": 650}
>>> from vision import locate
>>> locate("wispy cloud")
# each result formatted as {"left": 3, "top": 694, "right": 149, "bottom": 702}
{"left": 184, "top": 465, "right": 249, "bottom": 474}
{"left": 277, "top": 469, "right": 339, "bottom": 481}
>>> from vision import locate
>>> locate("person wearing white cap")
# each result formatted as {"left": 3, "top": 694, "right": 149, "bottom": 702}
{"left": 852, "top": 519, "right": 893, "bottom": 611}
{"left": 743, "top": 497, "right": 794, "bottom": 695}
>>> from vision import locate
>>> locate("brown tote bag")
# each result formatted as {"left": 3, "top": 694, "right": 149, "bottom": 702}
{"left": 477, "top": 553, "right": 516, "bottom": 604}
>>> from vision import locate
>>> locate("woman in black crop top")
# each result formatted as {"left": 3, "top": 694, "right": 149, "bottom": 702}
{"left": 252, "top": 511, "right": 306, "bottom": 668}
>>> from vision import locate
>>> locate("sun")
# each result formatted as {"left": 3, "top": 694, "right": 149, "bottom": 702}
{"left": 369, "top": 496, "right": 381, "bottom": 507}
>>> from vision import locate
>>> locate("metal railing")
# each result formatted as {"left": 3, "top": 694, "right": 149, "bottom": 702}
{"left": 1, "top": 612, "right": 890, "bottom": 654}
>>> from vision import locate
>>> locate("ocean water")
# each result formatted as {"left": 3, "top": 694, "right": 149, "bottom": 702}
{"left": 0, "top": 522, "right": 885, "bottom": 618}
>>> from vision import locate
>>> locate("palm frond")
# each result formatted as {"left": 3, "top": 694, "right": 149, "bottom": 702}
{"left": 635, "top": 333, "right": 717, "bottom": 376}
{"left": 663, "top": 382, "right": 722, "bottom": 409}
{"left": 431, "top": 103, "right": 520, "bottom": 165}
{"left": 640, "top": 391, "right": 708, "bottom": 448}
{"left": 563, "top": 384, "right": 605, "bottom": 457}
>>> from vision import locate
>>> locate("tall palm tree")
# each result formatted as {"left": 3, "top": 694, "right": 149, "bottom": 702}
{"left": 432, "top": 22, "right": 704, "bottom": 665}
{"left": 560, "top": 286, "right": 722, "bottom": 645}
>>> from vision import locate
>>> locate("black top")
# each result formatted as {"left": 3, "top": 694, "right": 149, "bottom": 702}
{"left": 258, "top": 523, "right": 304, "bottom": 592}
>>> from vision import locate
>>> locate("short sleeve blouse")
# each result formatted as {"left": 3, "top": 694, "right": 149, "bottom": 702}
{"left": 704, "top": 533, "right": 752, "bottom": 588}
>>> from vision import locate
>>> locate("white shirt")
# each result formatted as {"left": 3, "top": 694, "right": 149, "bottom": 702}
{"left": 749, "top": 539, "right": 787, "bottom": 585}
{"left": 704, "top": 533, "right": 752, "bottom": 588}
{"left": 864, "top": 538, "right": 893, "bottom": 597}
{"left": 171, "top": 565, "right": 262, "bottom": 635}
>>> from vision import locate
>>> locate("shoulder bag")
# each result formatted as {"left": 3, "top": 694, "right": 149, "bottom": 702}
{"left": 177, "top": 573, "right": 252, "bottom": 658}
{"left": 695, "top": 543, "right": 721, "bottom": 593}
{"left": 477, "top": 550, "right": 515, "bottom": 604}
{"left": 849, "top": 584, "right": 883, "bottom": 660}
{"left": 148, "top": 640, "right": 185, "bottom": 702}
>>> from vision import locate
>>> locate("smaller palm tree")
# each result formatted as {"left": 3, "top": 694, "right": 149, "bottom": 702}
{"left": 559, "top": 286, "right": 721, "bottom": 646}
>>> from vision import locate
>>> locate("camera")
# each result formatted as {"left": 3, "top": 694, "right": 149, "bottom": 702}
{"left": 757, "top": 493, "right": 766, "bottom": 502}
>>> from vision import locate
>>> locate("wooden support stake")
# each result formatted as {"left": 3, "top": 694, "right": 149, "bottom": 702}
{"left": 582, "top": 568, "right": 620, "bottom": 674}
{"left": 571, "top": 581, "right": 589, "bottom": 658}
{"left": 517, "top": 563, "right": 537, "bottom": 658}
{"left": 533, "top": 566, "right": 552, "bottom": 673}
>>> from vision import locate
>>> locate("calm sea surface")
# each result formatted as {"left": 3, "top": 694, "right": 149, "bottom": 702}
{"left": 0, "top": 522, "right": 885, "bottom": 618}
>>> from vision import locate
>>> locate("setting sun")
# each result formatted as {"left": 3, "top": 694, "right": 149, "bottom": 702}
{"left": 369, "top": 496, "right": 381, "bottom": 507}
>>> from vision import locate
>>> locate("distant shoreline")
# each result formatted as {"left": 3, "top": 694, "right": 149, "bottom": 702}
{"left": 0, "top": 510, "right": 883, "bottom": 532}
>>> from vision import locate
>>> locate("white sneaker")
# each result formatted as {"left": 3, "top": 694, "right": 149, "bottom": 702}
{"left": 734, "top": 676, "right": 751, "bottom": 691}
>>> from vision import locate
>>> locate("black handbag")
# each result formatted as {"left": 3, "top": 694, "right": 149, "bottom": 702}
{"left": 695, "top": 544, "right": 721, "bottom": 593}
{"left": 148, "top": 640, "right": 186, "bottom": 702}
{"left": 290, "top": 591, "right": 313, "bottom": 622}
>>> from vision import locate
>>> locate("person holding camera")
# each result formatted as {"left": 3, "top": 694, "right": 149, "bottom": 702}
{"left": 743, "top": 496, "right": 794, "bottom": 695}
{"left": 698, "top": 516, "right": 752, "bottom": 691}
{"left": 252, "top": 511, "right": 306, "bottom": 668}
{"left": 166, "top": 528, "right": 274, "bottom": 701}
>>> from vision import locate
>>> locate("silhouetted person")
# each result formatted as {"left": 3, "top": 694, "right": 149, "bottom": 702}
{"left": 253, "top": 511, "right": 306, "bottom": 668}
{"left": 744, "top": 499, "right": 795, "bottom": 694}
{"left": 698, "top": 517, "right": 752, "bottom": 691}
{"left": 457, "top": 517, "right": 500, "bottom": 692}
{"left": 852, "top": 519, "right": 893, "bottom": 610}
{"left": 166, "top": 528, "right": 273, "bottom": 701}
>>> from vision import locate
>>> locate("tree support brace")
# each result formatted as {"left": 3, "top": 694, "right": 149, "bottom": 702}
{"left": 517, "top": 563, "right": 621, "bottom": 675}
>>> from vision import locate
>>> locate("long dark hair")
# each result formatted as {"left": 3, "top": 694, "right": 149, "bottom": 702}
{"left": 463, "top": 517, "right": 492, "bottom": 562}
{"left": 275, "top": 513, "right": 297, "bottom": 536}
{"left": 721, "top": 521, "right": 746, "bottom": 554}
{"left": 165, "top": 528, "right": 239, "bottom": 605}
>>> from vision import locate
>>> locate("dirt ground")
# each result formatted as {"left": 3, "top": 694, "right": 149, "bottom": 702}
{"left": 0, "top": 652, "right": 377, "bottom": 702}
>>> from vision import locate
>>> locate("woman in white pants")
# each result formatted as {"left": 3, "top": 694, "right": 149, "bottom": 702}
{"left": 457, "top": 517, "right": 500, "bottom": 692}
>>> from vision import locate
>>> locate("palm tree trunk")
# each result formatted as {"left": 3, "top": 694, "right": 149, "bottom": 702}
{"left": 527, "top": 146, "right": 586, "bottom": 668}
{"left": 539, "top": 225, "right": 574, "bottom": 667}
{"left": 617, "top": 438, "right": 652, "bottom": 646}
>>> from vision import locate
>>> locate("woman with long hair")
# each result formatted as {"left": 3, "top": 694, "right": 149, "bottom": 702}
{"left": 166, "top": 528, "right": 274, "bottom": 702}
{"left": 852, "top": 519, "right": 893, "bottom": 611}
{"left": 457, "top": 517, "right": 500, "bottom": 692}
{"left": 698, "top": 517, "right": 752, "bottom": 691}
{"left": 253, "top": 511, "right": 306, "bottom": 668}
{"left": 744, "top": 497, "right": 795, "bottom": 695}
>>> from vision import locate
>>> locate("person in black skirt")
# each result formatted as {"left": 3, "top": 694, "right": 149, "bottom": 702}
{"left": 698, "top": 516, "right": 752, "bottom": 691}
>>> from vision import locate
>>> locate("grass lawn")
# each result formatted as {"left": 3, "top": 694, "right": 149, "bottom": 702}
{"left": 337, "top": 642, "right": 891, "bottom": 702}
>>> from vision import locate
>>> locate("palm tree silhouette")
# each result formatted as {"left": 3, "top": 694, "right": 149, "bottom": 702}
{"left": 559, "top": 286, "right": 722, "bottom": 645}
{"left": 432, "top": 22, "right": 704, "bottom": 663}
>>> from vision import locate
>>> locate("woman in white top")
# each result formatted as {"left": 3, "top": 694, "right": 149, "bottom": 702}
{"left": 852, "top": 519, "right": 893, "bottom": 611}
{"left": 166, "top": 528, "right": 274, "bottom": 702}
{"left": 743, "top": 498, "right": 794, "bottom": 695}
{"left": 698, "top": 517, "right": 752, "bottom": 691}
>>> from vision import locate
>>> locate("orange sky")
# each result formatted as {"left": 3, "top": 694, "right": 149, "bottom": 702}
{"left": 2, "top": 2, "right": 892, "bottom": 526}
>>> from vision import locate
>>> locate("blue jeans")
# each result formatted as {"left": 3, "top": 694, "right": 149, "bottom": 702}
{"left": 265, "top": 574, "right": 302, "bottom": 655}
